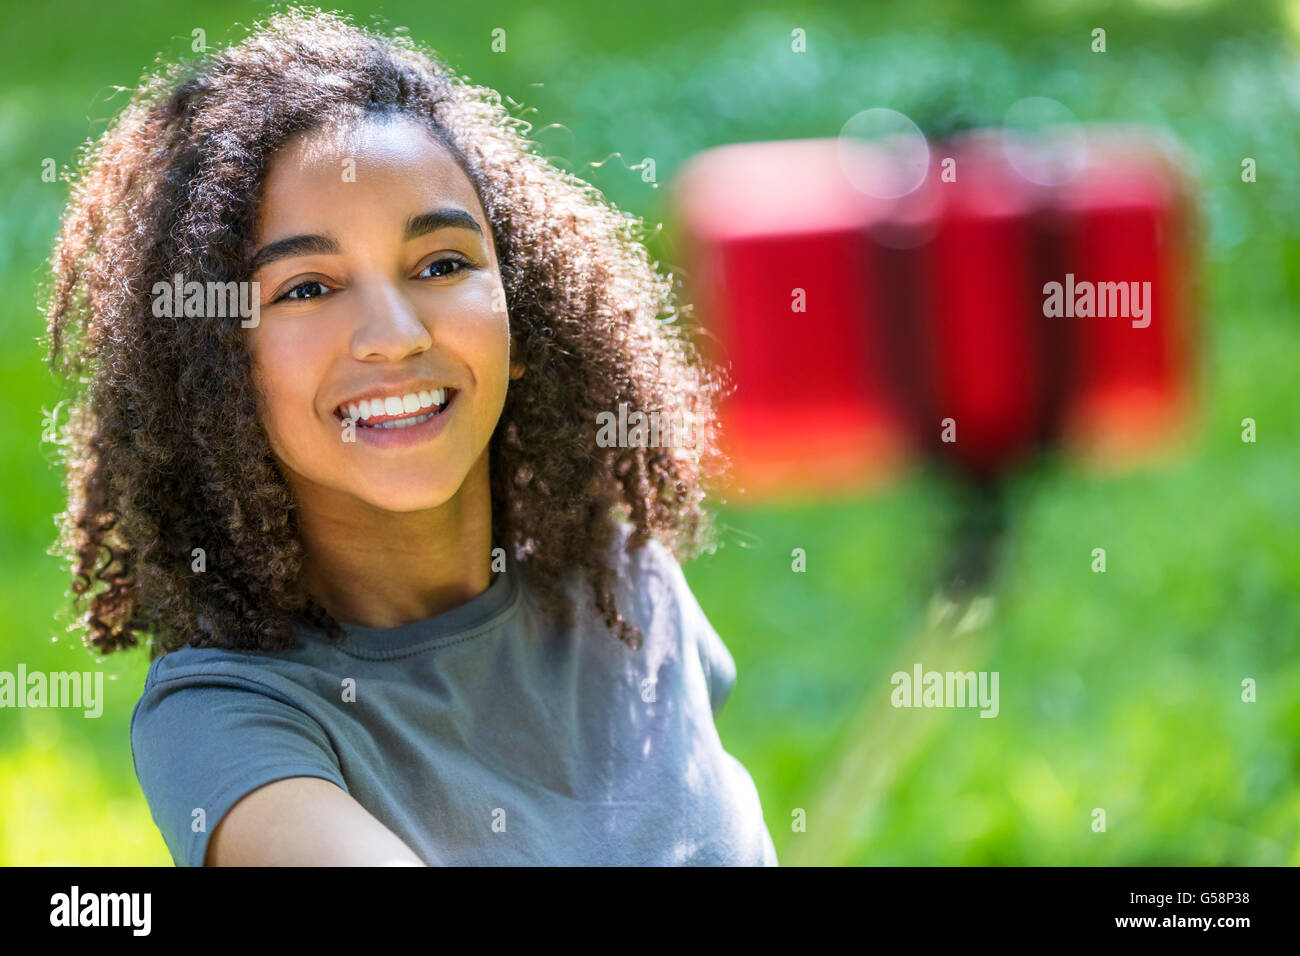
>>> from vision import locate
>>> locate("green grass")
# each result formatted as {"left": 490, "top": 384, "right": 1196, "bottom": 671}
{"left": 1, "top": 0, "right": 1298, "bottom": 864}
{"left": 695, "top": 267, "right": 1300, "bottom": 864}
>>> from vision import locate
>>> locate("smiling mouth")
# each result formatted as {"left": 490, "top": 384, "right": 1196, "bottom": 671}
{"left": 335, "top": 387, "right": 457, "bottom": 429}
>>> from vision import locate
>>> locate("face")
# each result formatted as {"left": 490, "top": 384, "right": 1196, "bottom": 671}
{"left": 246, "top": 114, "right": 521, "bottom": 514}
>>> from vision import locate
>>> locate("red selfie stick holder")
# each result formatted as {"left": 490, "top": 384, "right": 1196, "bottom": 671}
{"left": 673, "top": 128, "right": 1199, "bottom": 500}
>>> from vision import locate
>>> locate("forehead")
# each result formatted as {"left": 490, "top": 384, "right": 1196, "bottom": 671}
{"left": 256, "top": 114, "right": 486, "bottom": 240}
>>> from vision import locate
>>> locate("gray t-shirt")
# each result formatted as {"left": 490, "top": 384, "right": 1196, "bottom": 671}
{"left": 130, "top": 529, "right": 779, "bottom": 866}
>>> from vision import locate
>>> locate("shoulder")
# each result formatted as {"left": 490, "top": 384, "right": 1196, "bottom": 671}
{"left": 145, "top": 643, "right": 290, "bottom": 683}
{"left": 599, "top": 523, "right": 736, "bottom": 712}
{"left": 600, "top": 521, "right": 691, "bottom": 623}
{"left": 132, "top": 638, "right": 348, "bottom": 748}
{"left": 136, "top": 643, "right": 319, "bottom": 714}
{"left": 132, "top": 644, "right": 334, "bottom": 750}
{"left": 130, "top": 644, "right": 347, "bottom": 866}
{"left": 605, "top": 522, "right": 733, "bottom": 712}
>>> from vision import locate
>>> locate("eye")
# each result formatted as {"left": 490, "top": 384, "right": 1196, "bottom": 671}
{"left": 417, "top": 255, "right": 469, "bottom": 279}
{"left": 277, "top": 279, "right": 334, "bottom": 302}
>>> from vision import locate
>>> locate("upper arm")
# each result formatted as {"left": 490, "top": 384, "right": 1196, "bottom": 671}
{"left": 206, "top": 776, "right": 426, "bottom": 866}
{"left": 132, "top": 665, "right": 375, "bottom": 865}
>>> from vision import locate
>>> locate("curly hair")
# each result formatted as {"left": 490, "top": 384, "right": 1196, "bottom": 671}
{"left": 44, "top": 7, "right": 725, "bottom": 659}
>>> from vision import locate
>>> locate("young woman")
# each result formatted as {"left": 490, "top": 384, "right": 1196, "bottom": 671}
{"left": 46, "top": 8, "right": 778, "bottom": 866}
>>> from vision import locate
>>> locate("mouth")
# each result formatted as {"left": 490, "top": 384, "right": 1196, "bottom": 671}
{"left": 334, "top": 387, "right": 457, "bottom": 429}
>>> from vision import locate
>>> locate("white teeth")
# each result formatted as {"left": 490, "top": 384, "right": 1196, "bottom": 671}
{"left": 373, "top": 410, "right": 435, "bottom": 429}
{"left": 341, "top": 389, "right": 451, "bottom": 424}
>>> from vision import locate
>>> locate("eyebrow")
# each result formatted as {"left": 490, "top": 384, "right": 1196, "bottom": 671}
{"left": 249, "top": 207, "right": 485, "bottom": 273}
{"left": 249, "top": 234, "right": 340, "bottom": 273}
{"left": 404, "top": 207, "right": 485, "bottom": 242}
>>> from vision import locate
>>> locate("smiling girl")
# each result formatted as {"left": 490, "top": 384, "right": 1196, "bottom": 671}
{"left": 46, "top": 8, "right": 777, "bottom": 866}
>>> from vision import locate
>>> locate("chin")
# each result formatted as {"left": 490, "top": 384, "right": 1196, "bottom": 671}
{"left": 352, "top": 475, "right": 467, "bottom": 514}
{"left": 356, "top": 487, "right": 458, "bottom": 514}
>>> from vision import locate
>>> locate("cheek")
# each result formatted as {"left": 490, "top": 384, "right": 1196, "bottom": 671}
{"left": 439, "top": 283, "right": 514, "bottom": 390}
{"left": 247, "top": 328, "right": 331, "bottom": 456}
{"left": 465, "top": 311, "right": 514, "bottom": 417}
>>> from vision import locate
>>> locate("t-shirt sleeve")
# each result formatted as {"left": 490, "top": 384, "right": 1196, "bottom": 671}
{"left": 647, "top": 540, "right": 737, "bottom": 716}
{"left": 693, "top": 605, "right": 736, "bottom": 717}
{"left": 130, "top": 659, "right": 348, "bottom": 867}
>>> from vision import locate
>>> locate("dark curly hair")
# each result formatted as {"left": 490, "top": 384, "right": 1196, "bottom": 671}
{"left": 44, "top": 7, "right": 725, "bottom": 659}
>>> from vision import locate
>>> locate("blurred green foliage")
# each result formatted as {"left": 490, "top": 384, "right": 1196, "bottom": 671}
{"left": 0, "top": 0, "right": 1297, "bottom": 864}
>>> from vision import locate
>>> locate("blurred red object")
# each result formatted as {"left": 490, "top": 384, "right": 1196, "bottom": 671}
{"left": 672, "top": 127, "right": 1199, "bottom": 498}
{"left": 674, "top": 140, "right": 909, "bottom": 497}
{"left": 1055, "top": 134, "right": 1199, "bottom": 465}
{"left": 879, "top": 135, "right": 1049, "bottom": 477}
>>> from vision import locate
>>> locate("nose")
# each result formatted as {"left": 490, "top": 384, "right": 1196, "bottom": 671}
{"left": 350, "top": 275, "right": 433, "bottom": 362}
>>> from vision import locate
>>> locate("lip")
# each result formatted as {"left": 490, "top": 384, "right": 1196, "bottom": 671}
{"left": 337, "top": 388, "right": 459, "bottom": 449}
{"left": 332, "top": 381, "right": 455, "bottom": 420}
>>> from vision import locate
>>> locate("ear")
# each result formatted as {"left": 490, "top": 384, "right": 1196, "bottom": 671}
{"left": 508, "top": 336, "right": 525, "bottom": 380}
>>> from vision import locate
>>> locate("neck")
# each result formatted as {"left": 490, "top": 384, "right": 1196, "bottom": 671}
{"left": 291, "top": 451, "right": 495, "bottom": 629}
